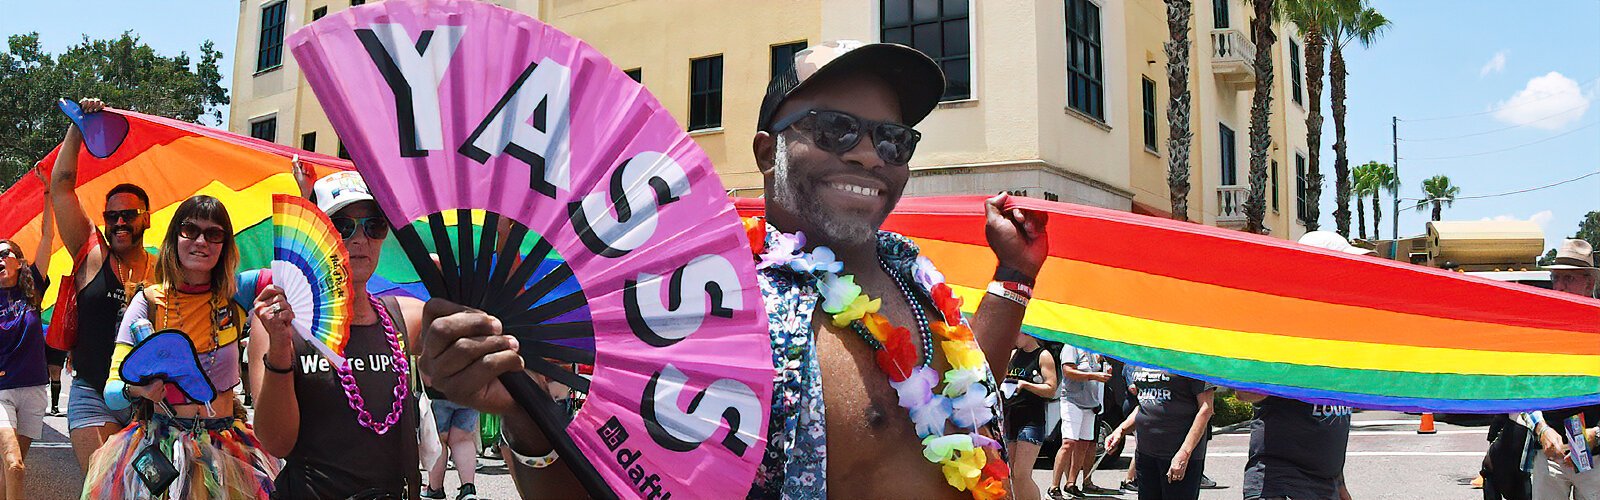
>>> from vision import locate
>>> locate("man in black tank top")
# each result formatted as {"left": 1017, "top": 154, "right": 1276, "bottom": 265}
{"left": 48, "top": 98, "right": 155, "bottom": 469}
{"left": 249, "top": 172, "right": 430, "bottom": 499}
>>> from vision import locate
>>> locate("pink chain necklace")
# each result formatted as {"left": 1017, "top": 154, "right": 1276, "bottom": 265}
{"left": 335, "top": 295, "right": 410, "bottom": 435}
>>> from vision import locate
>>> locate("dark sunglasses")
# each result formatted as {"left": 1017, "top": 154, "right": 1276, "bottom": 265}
{"left": 178, "top": 222, "right": 228, "bottom": 244}
{"left": 0, "top": 248, "right": 18, "bottom": 260}
{"left": 331, "top": 216, "right": 390, "bottom": 240}
{"left": 103, "top": 209, "right": 146, "bottom": 224}
{"left": 769, "top": 109, "right": 921, "bottom": 165}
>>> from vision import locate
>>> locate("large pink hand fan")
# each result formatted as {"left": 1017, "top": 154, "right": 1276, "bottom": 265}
{"left": 288, "top": 1, "right": 771, "bottom": 498}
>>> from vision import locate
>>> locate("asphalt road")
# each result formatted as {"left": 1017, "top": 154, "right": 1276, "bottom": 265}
{"left": 22, "top": 386, "right": 1487, "bottom": 500}
{"left": 23, "top": 374, "right": 523, "bottom": 499}
{"left": 1028, "top": 411, "right": 1493, "bottom": 500}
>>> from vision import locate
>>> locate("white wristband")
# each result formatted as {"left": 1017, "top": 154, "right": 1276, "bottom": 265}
{"left": 987, "top": 281, "right": 1030, "bottom": 307}
{"left": 501, "top": 435, "right": 559, "bottom": 469}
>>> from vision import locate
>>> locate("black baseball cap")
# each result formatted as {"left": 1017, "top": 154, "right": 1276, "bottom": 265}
{"left": 758, "top": 40, "right": 945, "bottom": 132}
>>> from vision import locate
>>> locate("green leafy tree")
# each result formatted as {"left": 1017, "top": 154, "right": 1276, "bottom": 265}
{"left": 1538, "top": 248, "right": 1558, "bottom": 267}
{"left": 1576, "top": 211, "right": 1600, "bottom": 251}
{"left": 1415, "top": 174, "right": 1460, "bottom": 221}
{"left": 0, "top": 32, "right": 227, "bottom": 186}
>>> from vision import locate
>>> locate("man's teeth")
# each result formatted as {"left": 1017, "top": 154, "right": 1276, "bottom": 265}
{"left": 830, "top": 182, "right": 880, "bottom": 197}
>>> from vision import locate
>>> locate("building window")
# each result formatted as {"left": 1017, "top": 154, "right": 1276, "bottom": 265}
{"left": 1290, "top": 39, "right": 1303, "bottom": 105}
{"left": 1141, "top": 77, "right": 1158, "bottom": 151}
{"left": 1219, "top": 123, "right": 1237, "bottom": 186}
{"left": 301, "top": 132, "right": 317, "bottom": 152}
{"left": 350, "top": 0, "right": 365, "bottom": 5}
{"left": 1295, "top": 153, "right": 1310, "bottom": 223}
{"left": 771, "top": 41, "right": 808, "bottom": 79}
{"left": 624, "top": 68, "right": 642, "bottom": 83}
{"left": 256, "top": 2, "right": 287, "bottom": 72}
{"left": 312, "top": 6, "right": 327, "bottom": 20}
{"left": 689, "top": 55, "right": 723, "bottom": 131}
{"left": 338, "top": 140, "right": 350, "bottom": 159}
{"left": 1271, "top": 159, "right": 1280, "bottom": 211}
{"left": 880, "top": 0, "right": 970, "bottom": 100}
{"left": 1214, "top": 0, "right": 1230, "bottom": 29}
{"left": 250, "top": 117, "right": 278, "bottom": 143}
{"left": 1065, "top": 0, "right": 1104, "bottom": 121}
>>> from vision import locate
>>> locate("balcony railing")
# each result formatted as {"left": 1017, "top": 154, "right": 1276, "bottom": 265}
{"left": 1211, "top": 29, "right": 1256, "bottom": 89}
{"left": 1216, "top": 185, "right": 1249, "bottom": 227}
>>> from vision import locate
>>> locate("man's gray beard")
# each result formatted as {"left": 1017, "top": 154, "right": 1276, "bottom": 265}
{"left": 770, "top": 135, "right": 879, "bottom": 246}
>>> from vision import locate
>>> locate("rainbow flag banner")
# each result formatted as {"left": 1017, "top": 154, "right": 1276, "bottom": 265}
{"left": 0, "top": 107, "right": 427, "bottom": 320}
{"left": 736, "top": 196, "right": 1600, "bottom": 413}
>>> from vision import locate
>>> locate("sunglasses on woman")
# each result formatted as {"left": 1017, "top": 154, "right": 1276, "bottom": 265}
{"left": 178, "top": 222, "right": 228, "bottom": 244}
{"left": 768, "top": 109, "right": 921, "bottom": 165}
{"left": 331, "top": 216, "right": 390, "bottom": 240}
{"left": 0, "top": 248, "right": 18, "bottom": 260}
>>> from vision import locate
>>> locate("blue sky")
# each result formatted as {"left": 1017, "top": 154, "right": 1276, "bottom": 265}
{"left": 4, "top": 0, "right": 1596, "bottom": 251}
{"left": 1335, "top": 0, "right": 1599, "bottom": 251}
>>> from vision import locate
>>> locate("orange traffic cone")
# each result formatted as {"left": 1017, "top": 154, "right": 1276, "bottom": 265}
{"left": 1418, "top": 413, "right": 1438, "bottom": 434}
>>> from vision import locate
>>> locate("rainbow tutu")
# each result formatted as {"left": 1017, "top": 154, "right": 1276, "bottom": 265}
{"left": 82, "top": 413, "right": 279, "bottom": 499}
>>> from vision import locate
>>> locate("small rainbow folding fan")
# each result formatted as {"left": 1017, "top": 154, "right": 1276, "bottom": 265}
{"left": 271, "top": 194, "right": 355, "bottom": 365}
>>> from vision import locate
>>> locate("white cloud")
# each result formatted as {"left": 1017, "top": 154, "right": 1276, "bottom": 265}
{"left": 1481, "top": 210, "right": 1554, "bottom": 227}
{"left": 1479, "top": 50, "right": 1507, "bottom": 77}
{"left": 1492, "top": 72, "right": 1591, "bottom": 130}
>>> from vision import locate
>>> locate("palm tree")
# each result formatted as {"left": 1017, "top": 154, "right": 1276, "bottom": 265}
{"left": 1416, "top": 174, "right": 1460, "bottom": 221}
{"left": 1352, "top": 161, "right": 1373, "bottom": 240}
{"left": 1277, "top": 0, "right": 1348, "bottom": 232}
{"left": 1165, "top": 0, "right": 1195, "bottom": 222}
{"left": 1363, "top": 161, "right": 1397, "bottom": 239}
{"left": 1328, "top": 4, "right": 1391, "bottom": 238}
{"left": 1243, "top": 0, "right": 1278, "bottom": 234}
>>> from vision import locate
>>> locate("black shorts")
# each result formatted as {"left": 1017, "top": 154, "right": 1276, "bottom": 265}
{"left": 45, "top": 346, "right": 68, "bottom": 367}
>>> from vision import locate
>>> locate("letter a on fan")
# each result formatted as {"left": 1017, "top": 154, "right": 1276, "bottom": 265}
{"left": 288, "top": 1, "right": 773, "bottom": 497}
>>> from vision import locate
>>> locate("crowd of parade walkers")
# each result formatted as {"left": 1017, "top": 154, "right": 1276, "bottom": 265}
{"left": 1, "top": 98, "right": 1597, "bottom": 500}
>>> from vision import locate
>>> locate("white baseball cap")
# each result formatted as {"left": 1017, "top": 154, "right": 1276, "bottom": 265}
{"left": 1298, "top": 230, "right": 1377, "bottom": 256}
{"left": 312, "top": 171, "right": 375, "bottom": 216}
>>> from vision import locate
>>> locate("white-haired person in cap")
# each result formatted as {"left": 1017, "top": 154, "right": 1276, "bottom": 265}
{"left": 249, "top": 170, "right": 429, "bottom": 499}
{"left": 418, "top": 40, "right": 1049, "bottom": 499}
{"left": 1518, "top": 239, "right": 1600, "bottom": 500}
{"left": 1227, "top": 231, "right": 1360, "bottom": 500}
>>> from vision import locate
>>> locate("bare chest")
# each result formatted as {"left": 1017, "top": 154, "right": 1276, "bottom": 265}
{"left": 812, "top": 303, "right": 966, "bottom": 499}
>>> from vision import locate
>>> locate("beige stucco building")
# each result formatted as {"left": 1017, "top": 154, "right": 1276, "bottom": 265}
{"left": 231, "top": 0, "right": 1313, "bottom": 238}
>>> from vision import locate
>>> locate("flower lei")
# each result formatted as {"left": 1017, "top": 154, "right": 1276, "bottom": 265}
{"left": 746, "top": 218, "right": 1010, "bottom": 500}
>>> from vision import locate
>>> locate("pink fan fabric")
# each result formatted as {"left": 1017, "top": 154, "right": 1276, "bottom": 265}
{"left": 289, "top": 1, "right": 772, "bottom": 497}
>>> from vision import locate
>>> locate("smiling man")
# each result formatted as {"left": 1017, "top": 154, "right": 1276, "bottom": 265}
{"left": 418, "top": 41, "right": 1048, "bottom": 499}
{"left": 48, "top": 99, "right": 157, "bottom": 469}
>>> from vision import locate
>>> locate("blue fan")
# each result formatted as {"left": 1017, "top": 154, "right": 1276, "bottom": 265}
{"left": 120, "top": 331, "right": 219, "bottom": 404}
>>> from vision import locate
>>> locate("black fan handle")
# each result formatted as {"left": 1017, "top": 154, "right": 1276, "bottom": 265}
{"left": 499, "top": 372, "right": 619, "bottom": 500}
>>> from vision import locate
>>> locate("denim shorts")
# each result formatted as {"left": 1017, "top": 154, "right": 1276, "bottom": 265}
{"left": 1007, "top": 421, "right": 1046, "bottom": 445}
{"left": 67, "top": 378, "right": 133, "bottom": 430}
{"left": 431, "top": 399, "right": 479, "bottom": 434}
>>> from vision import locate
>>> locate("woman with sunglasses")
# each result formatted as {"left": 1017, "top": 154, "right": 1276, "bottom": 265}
{"left": 0, "top": 175, "right": 55, "bottom": 500}
{"left": 250, "top": 171, "right": 428, "bottom": 500}
{"left": 82, "top": 195, "right": 279, "bottom": 499}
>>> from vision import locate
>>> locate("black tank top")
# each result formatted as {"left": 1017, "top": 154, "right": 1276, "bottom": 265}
{"left": 272, "top": 297, "right": 419, "bottom": 499}
{"left": 1004, "top": 346, "right": 1049, "bottom": 426}
{"left": 74, "top": 255, "right": 139, "bottom": 390}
